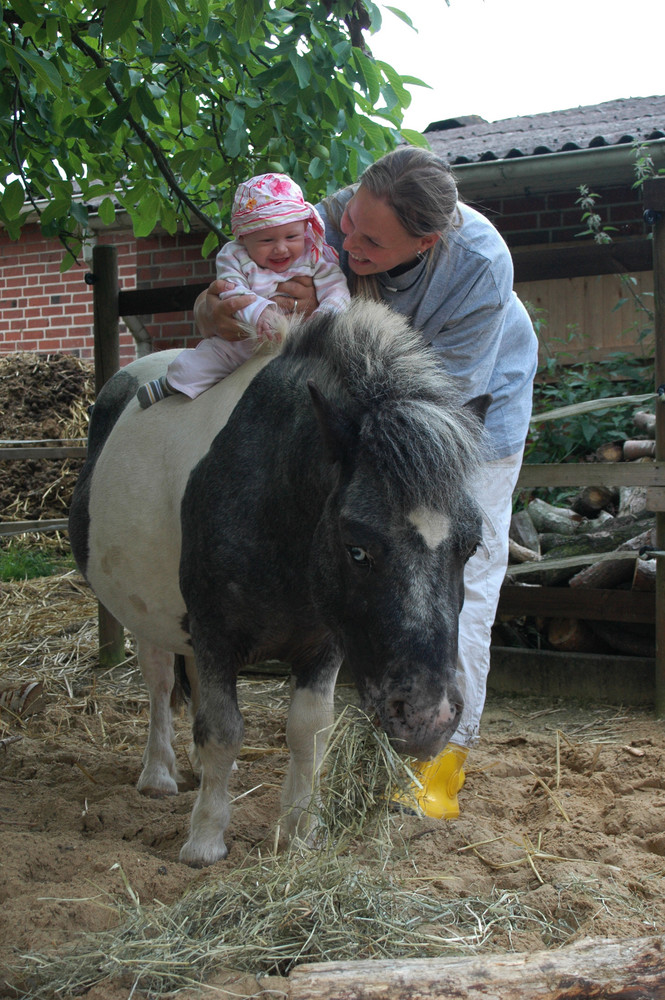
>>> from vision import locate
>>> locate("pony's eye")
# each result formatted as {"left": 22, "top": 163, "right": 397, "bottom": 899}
{"left": 347, "top": 545, "right": 371, "bottom": 565}
{"left": 467, "top": 543, "right": 479, "bottom": 560}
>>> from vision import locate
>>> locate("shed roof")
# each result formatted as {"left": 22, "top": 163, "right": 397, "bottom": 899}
{"left": 425, "top": 96, "right": 665, "bottom": 165}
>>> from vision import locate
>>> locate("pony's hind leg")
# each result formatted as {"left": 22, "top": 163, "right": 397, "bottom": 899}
{"left": 179, "top": 666, "right": 244, "bottom": 867}
{"left": 136, "top": 639, "right": 181, "bottom": 797}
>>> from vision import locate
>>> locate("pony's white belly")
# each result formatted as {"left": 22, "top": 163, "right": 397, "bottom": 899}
{"left": 87, "top": 351, "right": 272, "bottom": 652}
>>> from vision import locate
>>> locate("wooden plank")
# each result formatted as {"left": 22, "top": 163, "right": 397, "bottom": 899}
{"left": 512, "top": 238, "right": 653, "bottom": 282}
{"left": 505, "top": 551, "right": 638, "bottom": 579}
{"left": 644, "top": 177, "right": 665, "bottom": 213}
{"left": 488, "top": 647, "right": 655, "bottom": 705}
{"left": 0, "top": 446, "right": 86, "bottom": 460}
{"left": 118, "top": 282, "right": 209, "bottom": 316}
{"left": 0, "top": 519, "right": 69, "bottom": 536}
{"left": 517, "top": 462, "right": 665, "bottom": 489}
{"left": 498, "top": 584, "right": 654, "bottom": 623}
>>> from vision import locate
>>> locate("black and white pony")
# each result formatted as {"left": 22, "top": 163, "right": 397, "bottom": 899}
{"left": 69, "top": 299, "right": 489, "bottom": 866}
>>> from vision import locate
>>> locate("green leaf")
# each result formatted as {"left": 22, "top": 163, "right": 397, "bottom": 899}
{"left": 103, "top": 0, "right": 139, "bottom": 43}
{"left": 201, "top": 229, "right": 220, "bottom": 258}
{"left": 10, "top": 0, "right": 46, "bottom": 24}
{"left": 234, "top": 0, "right": 263, "bottom": 43}
{"left": 288, "top": 51, "right": 311, "bottom": 89}
{"left": 144, "top": 0, "right": 165, "bottom": 54}
{"left": 13, "top": 47, "right": 62, "bottom": 94}
{"left": 383, "top": 6, "right": 415, "bottom": 29}
{"left": 1, "top": 180, "right": 25, "bottom": 220}
{"left": 132, "top": 190, "right": 160, "bottom": 237}
{"left": 398, "top": 128, "right": 430, "bottom": 149}
{"left": 97, "top": 197, "right": 116, "bottom": 225}
{"left": 135, "top": 86, "right": 162, "bottom": 125}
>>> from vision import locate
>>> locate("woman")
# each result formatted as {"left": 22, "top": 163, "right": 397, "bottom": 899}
{"left": 193, "top": 146, "right": 538, "bottom": 820}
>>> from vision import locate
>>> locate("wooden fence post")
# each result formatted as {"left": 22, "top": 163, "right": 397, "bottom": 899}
{"left": 90, "top": 244, "right": 125, "bottom": 669}
{"left": 644, "top": 177, "right": 665, "bottom": 718}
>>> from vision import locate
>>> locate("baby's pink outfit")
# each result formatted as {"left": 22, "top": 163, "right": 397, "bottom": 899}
{"left": 166, "top": 174, "right": 350, "bottom": 400}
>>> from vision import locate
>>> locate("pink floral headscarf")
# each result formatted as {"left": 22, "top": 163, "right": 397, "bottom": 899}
{"left": 231, "top": 173, "right": 327, "bottom": 253}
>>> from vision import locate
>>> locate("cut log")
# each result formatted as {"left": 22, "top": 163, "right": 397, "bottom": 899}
{"left": 568, "top": 526, "right": 655, "bottom": 589}
{"left": 589, "top": 621, "right": 655, "bottom": 657}
{"left": 527, "top": 498, "right": 582, "bottom": 535}
{"left": 0, "top": 680, "right": 44, "bottom": 716}
{"left": 570, "top": 484, "right": 619, "bottom": 518}
{"left": 568, "top": 557, "right": 635, "bottom": 590}
{"left": 543, "top": 518, "right": 656, "bottom": 561}
{"left": 547, "top": 617, "right": 601, "bottom": 653}
{"left": 634, "top": 410, "right": 656, "bottom": 438}
{"left": 508, "top": 538, "right": 541, "bottom": 563}
{"left": 633, "top": 557, "right": 657, "bottom": 592}
{"left": 618, "top": 485, "right": 649, "bottom": 518}
{"left": 623, "top": 439, "right": 656, "bottom": 460}
{"left": 286, "top": 934, "right": 665, "bottom": 1000}
{"left": 594, "top": 440, "right": 624, "bottom": 462}
{"left": 510, "top": 508, "right": 541, "bottom": 552}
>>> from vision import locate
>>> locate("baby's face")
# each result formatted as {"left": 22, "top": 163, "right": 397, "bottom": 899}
{"left": 240, "top": 220, "right": 307, "bottom": 272}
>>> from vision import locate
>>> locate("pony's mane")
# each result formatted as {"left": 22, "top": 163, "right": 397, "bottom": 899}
{"left": 281, "top": 299, "right": 487, "bottom": 510}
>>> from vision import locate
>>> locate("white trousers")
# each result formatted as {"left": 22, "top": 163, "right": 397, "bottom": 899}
{"left": 454, "top": 450, "right": 524, "bottom": 748}
{"left": 167, "top": 336, "right": 256, "bottom": 399}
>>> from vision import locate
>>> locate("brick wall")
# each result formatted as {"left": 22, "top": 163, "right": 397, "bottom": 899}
{"left": 0, "top": 224, "right": 215, "bottom": 367}
{"left": 473, "top": 183, "right": 648, "bottom": 247}
{"left": 134, "top": 231, "right": 216, "bottom": 353}
{"left": 0, "top": 180, "right": 650, "bottom": 367}
{"left": 0, "top": 227, "right": 140, "bottom": 364}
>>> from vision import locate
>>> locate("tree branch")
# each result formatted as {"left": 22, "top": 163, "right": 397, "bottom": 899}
{"left": 69, "top": 28, "right": 226, "bottom": 244}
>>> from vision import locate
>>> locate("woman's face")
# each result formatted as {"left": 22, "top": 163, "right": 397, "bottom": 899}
{"left": 340, "top": 185, "right": 438, "bottom": 275}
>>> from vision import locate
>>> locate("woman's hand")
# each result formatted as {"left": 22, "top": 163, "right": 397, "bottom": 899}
{"left": 193, "top": 279, "right": 256, "bottom": 341}
{"left": 271, "top": 275, "right": 318, "bottom": 318}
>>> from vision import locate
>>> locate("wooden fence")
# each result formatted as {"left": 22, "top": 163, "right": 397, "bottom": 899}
{"left": 3, "top": 178, "right": 665, "bottom": 706}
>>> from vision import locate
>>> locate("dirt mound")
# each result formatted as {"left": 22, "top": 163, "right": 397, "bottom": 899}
{"left": 0, "top": 352, "right": 94, "bottom": 523}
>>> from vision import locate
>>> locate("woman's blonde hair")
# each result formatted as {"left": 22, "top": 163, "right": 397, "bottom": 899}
{"left": 323, "top": 146, "right": 459, "bottom": 299}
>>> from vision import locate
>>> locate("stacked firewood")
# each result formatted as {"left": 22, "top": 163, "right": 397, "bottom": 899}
{"left": 501, "top": 411, "right": 657, "bottom": 657}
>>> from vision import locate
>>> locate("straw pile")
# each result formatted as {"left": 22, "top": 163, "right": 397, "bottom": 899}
{"left": 13, "top": 697, "right": 571, "bottom": 1000}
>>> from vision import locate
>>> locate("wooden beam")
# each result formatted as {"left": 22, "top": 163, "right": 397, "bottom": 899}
{"left": 287, "top": 934, "right": 665, "bottom": 1000}
{"left": 0, "top": 446, "right": 86, "bottom": 460}
{"left": 498, "top": 584, "right": 654, "bottom": 624}
{"left": 0, "top": 519, "right": 70, "bottom": 537}
{"left": 646, "top": 177, "right": 665, "bottom": 716}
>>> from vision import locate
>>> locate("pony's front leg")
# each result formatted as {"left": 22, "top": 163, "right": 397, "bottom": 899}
{"left": 179, "top": 674, "right": 243, "bottom": 867}
{"left": 281, "top": 668, "right": 338, "bottom": 845}
{"left": 136, "top": 640, "right": 180, "bottom": 797}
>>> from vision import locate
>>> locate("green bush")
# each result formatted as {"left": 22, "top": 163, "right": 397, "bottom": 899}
{"left": 526, "top": 349, "right": 654, "bottom": 466}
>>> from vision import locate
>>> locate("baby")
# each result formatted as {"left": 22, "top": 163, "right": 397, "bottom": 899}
{"left": 137, "top": 172, "right": 350, "bottom": 408}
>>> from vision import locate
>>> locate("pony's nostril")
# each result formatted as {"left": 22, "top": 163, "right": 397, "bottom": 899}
{"left": 387, "top": 698, "right": 406, "bottom": 722}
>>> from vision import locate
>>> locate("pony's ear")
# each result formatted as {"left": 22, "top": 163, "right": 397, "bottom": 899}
{"left": 463, "top": 393, "right": 492, "bottom": 425}
{"left": 307, "top": 380, "right": 358, "bottom": 463}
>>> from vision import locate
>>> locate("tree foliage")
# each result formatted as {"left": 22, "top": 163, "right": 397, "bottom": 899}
{"left": 0, "top": 0, "right": 427, "bottom": 266}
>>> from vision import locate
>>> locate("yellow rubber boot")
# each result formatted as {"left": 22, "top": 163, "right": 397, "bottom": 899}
{"left": 396, "top": 744, "right": 469, "bottom": 819}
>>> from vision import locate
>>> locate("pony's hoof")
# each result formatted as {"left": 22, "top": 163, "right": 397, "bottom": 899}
{"left": 179, "top": 836, "right": 229, "bottom": 867}
{"left": 137, "top": 766, "right": 178, "bottom": 798}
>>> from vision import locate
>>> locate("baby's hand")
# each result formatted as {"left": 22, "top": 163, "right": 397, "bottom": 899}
{"left": 256, "top": 306, "right": 281, "bottom": 341}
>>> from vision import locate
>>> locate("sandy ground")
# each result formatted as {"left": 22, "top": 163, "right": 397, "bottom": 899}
{"left": 1, "top": 574, "right": 665, "bottom": 1000}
